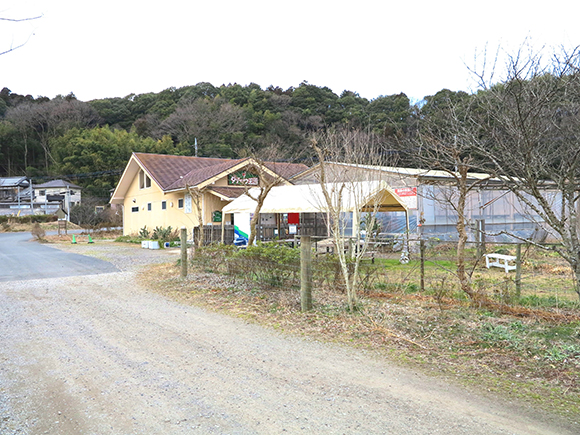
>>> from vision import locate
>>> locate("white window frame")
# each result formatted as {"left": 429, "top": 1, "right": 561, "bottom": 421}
{"left": 139, "top": 170, "right": 152, "bottom": 190}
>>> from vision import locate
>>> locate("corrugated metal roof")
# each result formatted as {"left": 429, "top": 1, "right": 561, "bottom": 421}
{"left": 0, "top": 177, "right": 28, "bottom": 188}
{"left": 295, "top": 162, "right": 494, "bottom": 183}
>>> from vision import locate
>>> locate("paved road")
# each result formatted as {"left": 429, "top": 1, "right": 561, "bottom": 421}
{"left": 0, "top": 232, "right": 118, "bottom": 282}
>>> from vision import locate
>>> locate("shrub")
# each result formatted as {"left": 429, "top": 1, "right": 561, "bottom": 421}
{"left": 31, "top": 223, "right": 46, "bottom": 240}
{"left": 152, "top": 226, "right": 177, "bottom": 243}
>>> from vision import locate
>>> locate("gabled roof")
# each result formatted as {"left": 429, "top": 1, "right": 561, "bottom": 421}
{"left": 34, "top": 179, "right": 82, "bottom": 189}
{"left": 0, "top": 177, "right": 29, "bottom": 188}
{"left": 111, "top": 152, "right": 309, "bottom": 204}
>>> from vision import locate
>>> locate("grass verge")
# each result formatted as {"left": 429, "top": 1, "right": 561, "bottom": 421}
{"left": 142, "top": 261, "right": 580, "bottom": 425}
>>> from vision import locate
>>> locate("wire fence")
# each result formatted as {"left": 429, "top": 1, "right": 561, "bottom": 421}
{"left": 189, "top": 239, "right": 580, "bottom": 310}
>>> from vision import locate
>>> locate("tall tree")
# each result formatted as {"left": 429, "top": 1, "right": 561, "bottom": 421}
{"left": 408, "top": 93, "right": 490, "bottom": 302}
{"left": 311, "top": 129, "right": 394, "bottom": 311}
{"left": 158, "top": 98, "right": 245, "bottom": 157}
{"left": 470, "top": 44, "right": 580, "bottom": 301}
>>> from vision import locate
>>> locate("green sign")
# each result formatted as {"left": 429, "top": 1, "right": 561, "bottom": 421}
{"left": 228, "top": 170, "right": 259, "bottom": 186}
{"left": 212, "top": 211, "right": 222, "bottom": 222}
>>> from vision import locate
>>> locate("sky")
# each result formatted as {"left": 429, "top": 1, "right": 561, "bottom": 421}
{"left": 2, "top": 0, "right": 580, "bottom": 103}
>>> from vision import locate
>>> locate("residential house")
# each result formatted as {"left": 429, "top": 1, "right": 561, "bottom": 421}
{"left": 0, "top": 177, "right": 33, "bottom": 215}
{"left": 110, "top": 153, "right": 309, "bottom": 236}
{"left": 34, "top": 180, "right": 82, "bottom": 215}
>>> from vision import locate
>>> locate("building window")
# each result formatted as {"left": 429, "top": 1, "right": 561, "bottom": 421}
{"left": 131, "top": 206, "right": 139, "bottom": 213}
{"left": 161, "top": 201, "right": 167, "bottom": 210}
{"left": 139, "top": 170, "right": 151, "bottom": 189}
{"left": 147, "top": 203, "right": 152, "bottom": 211}
{"left": 39, "top": 190, "right": 46, "bottom": 196}
{"left": 178, "top": 198, "right": 184, "bottom": 209}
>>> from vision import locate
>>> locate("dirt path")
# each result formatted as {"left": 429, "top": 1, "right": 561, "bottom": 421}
{"left": 0, "top": 245, "right": 576, "bottom": 434}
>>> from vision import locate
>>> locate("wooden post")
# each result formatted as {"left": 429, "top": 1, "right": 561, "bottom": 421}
{"left": 420, "top": 239, "right": 425, "bottom": 292}
{"left": 475, "top": 219, "right": 482, "bottom": 259}
{"left": 300, "top": 235, "right": 313, "bottom": 311}
{"left": 480, "top": 219, "right": 486, "bottom": 253}
{"left": 515, "top": 243, "right": 522, "bottom": 298}
{"left": 180, "top": 227, "right": 188, "bottom": 278}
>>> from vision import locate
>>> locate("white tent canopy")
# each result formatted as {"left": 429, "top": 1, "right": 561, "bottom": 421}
{"left": 222, "top": 181, "right": 408, "bottom": 215}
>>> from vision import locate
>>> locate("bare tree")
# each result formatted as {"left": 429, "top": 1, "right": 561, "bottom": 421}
{"left": 6, "top": 98, "right": 101, "bottom": 173}
{"left": 157, "top": 98, "right": 244, "bottom": 156}
{"left": 469, "top": 44, "right": 580, "bottom": 301}
{"left": 242, "top": 144, "right": 295, "bottom": 246}
{"left": 0, "top": 15, "right": 42, "bottom": 56}
{"left": 409, "top": 97, "right": 491, "bottom": 302}
{"left": 311, "top": 129, "right": 395, "bottom": 310}
{"left": 185, "top": 183, "right": 206, "bottom": 248}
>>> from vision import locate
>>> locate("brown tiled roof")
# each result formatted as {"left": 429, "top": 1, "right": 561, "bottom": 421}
{"left": 207, "top": 186, "right": 246, "bottom": 200}
{"left": 133, "top": 153, "right": 309, "bottom": 192}
{"left": 165, "top": 158, "right": 248, "bottom": 191}
{"left": 134, "top": 153, "right": 244, "bottom": 191}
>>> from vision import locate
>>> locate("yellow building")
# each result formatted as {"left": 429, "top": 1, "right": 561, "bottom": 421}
{"left": 110, "top": 153, "right": 308, "bottom": 236}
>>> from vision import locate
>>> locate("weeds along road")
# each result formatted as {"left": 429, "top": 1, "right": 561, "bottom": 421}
{"left": 0, "top": 240, "right": 576, "bottom": 434}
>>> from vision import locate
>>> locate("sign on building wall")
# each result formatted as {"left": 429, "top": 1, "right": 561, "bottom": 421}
{"left": 184, "top": 194, "right": 192, "bottom": 214}
{"left": 228, "top": 170, "right": 259, "bottom": 186}
{"left": 394, "top": 187, "right": 418, "bottom": 210}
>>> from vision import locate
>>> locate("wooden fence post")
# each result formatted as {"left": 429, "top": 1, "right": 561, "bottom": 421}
{"left": 300, "top": 235, "right": 313, "bottom": 311}
{"left": 180, "top": 227, "right": 188, "bottom": 278}
{"left": 515, "top": 243, "right": 522, "bottom": 298}
{"left": 420, "top": 239, "right": 425, "bottom": 292}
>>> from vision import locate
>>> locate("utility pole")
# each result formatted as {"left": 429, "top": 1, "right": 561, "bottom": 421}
{"left": 66, "top": 185, "right": 71, "bottom": 222}
{"left": 30, "top": 178, "right": 33, "bottom": 213}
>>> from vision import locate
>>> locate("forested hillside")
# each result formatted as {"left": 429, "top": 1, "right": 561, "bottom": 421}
{"left": 0, "top": 81, "right": 466, "bottom": 199}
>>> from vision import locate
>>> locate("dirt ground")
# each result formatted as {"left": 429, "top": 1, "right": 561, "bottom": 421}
{"left": 0, "top": 242, "right": 577, "bottom": 434}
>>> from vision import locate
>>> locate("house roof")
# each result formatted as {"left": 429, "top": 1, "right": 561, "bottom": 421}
{"left": 207, "top": 186, "right": 246, "bottom": 201}
{"left": 134, "top": 153, "right": 308, "bottom": 191}
{"left": 294, "top": 162, "right": 494, "bottom": 184}
{"left": 34, "top": 179, "right": 82, "bottom": 189}
{"left": 111, "top": 152, "right": 309, "bottom": 204}
{"left": 0, "top": 177, "right": 29, "bottom": 188}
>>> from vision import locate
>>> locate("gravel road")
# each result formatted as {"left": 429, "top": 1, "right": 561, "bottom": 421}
{"left": 0, "top": 241, "right": 576, "bottom": 434}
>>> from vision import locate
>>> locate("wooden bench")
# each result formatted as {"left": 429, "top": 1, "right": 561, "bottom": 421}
{"left": 485, "top": 253, "right": 517, "bottom": 273}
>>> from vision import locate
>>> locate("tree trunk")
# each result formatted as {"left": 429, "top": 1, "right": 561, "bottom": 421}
{"left": 572, "top": 264, "right": 580, "bottom": 302}
{"left": 248, "top": 197, "right": 264, "bottom": 246}
{"left": 456, "top": 168, "right": 476, "bottom": 301}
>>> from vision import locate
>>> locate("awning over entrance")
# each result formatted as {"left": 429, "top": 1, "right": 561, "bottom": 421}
{"left": 222, "top": 181, "right": 408, "bottom": 215}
